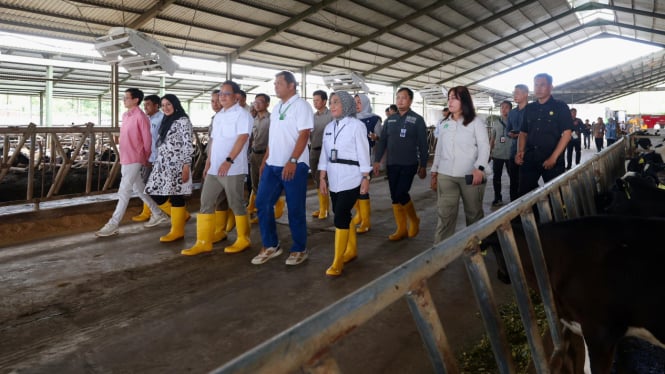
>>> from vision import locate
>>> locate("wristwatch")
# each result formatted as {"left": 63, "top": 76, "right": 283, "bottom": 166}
{"left": 289, "top": 157, "right": 298, "bottom": 164}
{"left": 226, "top": 157, "right": 234, "bottom": 164}
{"left": 478, "top": 165, "right": 485, "bottom": 171}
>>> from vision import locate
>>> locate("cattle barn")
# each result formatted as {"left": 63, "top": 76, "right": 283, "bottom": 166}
{"left": 2, "top": 1, "right": 665, "bottom": 373}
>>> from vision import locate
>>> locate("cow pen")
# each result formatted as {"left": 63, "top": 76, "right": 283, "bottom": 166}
{"left": 0, "top": 124, "right": 441, "bottom": 207}
{"left": 0, "top": 124, "right": 210, "bottom": 206}
{"left": 211, "top": 139, "right": 628, "bottom": 374}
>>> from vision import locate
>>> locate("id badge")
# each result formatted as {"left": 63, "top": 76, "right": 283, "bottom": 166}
{"left": 499, "top": 136, "right": 506, "bottom": 143}
{"left": 400, "top": 128, "right": 407, "bottom": 138}
{"left": 330, "top": 149, "right": 338, "bottom": 161}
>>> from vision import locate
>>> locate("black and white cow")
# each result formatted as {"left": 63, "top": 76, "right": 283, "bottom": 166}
{"left": 604, "top": 175, "right": 665, "bottom": 217}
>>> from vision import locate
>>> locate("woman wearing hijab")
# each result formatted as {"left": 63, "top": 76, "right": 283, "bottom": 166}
{"left": 352, "top": 93, "right": 382, "bottom": 234}
{"left": 430, "top": 86, "right": 490, "bottom": 243}
{"left": 318, "top": 91, "right": 371, "bottom": 277}
{"left": 145, "top": 94, "right": 194, "bottom": 243}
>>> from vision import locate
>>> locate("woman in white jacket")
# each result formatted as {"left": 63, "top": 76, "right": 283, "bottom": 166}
{"left": 430, "top": 86, "right": 490, "bottom": 243}
{"left": 318, "top": 91, "right": 371, "bottom": 277}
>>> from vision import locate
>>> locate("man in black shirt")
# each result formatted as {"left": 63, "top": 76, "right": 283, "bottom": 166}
{"left": 515, "top": 73, "right": 572, "bottom": 196}
{"left": 373, "top": 88, "right": 428, "bottom": 241}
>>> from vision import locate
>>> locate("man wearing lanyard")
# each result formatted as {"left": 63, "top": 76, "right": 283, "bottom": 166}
{"left": 252, "top": 71, "right": 314, "bottom": 266}
{"left": 489, "top": 100, "right": 513, "bottom": 207}
{"left": 373, "top": 87, "right": 428, "bottom": 241}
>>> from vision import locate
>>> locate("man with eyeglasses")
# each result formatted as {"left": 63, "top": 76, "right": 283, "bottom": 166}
{"left": 183, "top": 81, "right": 253, "bottom": 255}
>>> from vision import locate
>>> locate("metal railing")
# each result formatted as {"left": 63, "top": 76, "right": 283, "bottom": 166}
{"left": 0, "top": 123, "right": 209, "bottom": 206}
{"left": 1, "top": 124, "right": 434, "bottom": 206}
{"left": 211, "top": 139, "right": 627, "bottom": 374}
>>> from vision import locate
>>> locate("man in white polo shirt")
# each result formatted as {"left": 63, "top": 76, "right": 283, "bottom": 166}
{"left": 182, "top": 80, "right": 253, "bottom": 256}
{"left": 252, "top": 71, "right": 313, "bottom": 266}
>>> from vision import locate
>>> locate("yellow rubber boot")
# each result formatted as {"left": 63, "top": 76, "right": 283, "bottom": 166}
{"left": 356, "top": 198, "right": 371, "bottom": 233}
{"left": 318, "top": 191, "right": 329, "bottom": 219}
{"left": 274, "top": 196, "right": 285, "bottom": 219}
{"left": 213, "top": 210, "right": 228, "bottom": 243}
{"left": 247, "top": 191, "right": 257, "bottom": 214}
{"left": 343, "top": 222, "right": 357, "bottom": 263}
{"left": 224, "top": 215, "right": 251, "bottom": 253}
{"left": 160, "top": 206, "right": 187, "bottom": 242}
{"left": 312, "top": 190, "right": 322, "bottom": 217}
{"left": 404, "top": 200, "right": 420, "bottom": 238}
{"left": 132, "top": 203, "right": 151, "bottom": 222}
{"left": 158, "top": 201, "right": 172, "bottom": 217}
{"left": 326, "top": 228, "right": 349, "bottom": 277}
{"left": 226, "top": 208, "right": 236, "bottom": 232}
{"left": 181, "top": 213, "right": 214, "bottom": 256}
{"left": 388, "top": 204, "right": 408, "bottom": 241}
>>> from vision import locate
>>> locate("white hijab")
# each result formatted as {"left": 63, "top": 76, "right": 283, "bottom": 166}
{"left": 356, "top": 93, "right": 374, "bottom": 120}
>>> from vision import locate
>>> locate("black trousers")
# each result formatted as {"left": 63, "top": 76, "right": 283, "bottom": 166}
{"left": 566, "top": 138, "right": 581, "bottom": 167}
{"left": 330, "top": 186, "right": 360, "bottom": 229}
{"left": 583, "top": 134, "right": 590, "bottom": 149}
{"left": 492, "top": 158, "right": 510, "bottom": 200}
{"left": 151, "top": 195, "right": 185, "bottom": 207}
{"left": 386, "top": 164, "right": 418, "bottom": 205}
{"left": 595, "top": 138, "right": 604, "bottom": 152}
{"left": 518, "top": 154, "right": 565, "bottom": 197}
{"left": 507, "top": 157, "right": 520, "bottom": 202}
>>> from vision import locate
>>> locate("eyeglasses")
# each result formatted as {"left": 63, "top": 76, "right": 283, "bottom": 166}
{"left": 220, "top": 92, "right": 234, "bottom": 96}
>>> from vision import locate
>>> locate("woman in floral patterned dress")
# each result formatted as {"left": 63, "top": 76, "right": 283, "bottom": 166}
{"left": 145, "top": 94, "right": 194, "bottom": 242}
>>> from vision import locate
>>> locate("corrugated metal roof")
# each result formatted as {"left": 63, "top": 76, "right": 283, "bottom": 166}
{"left": 0, "top": 0, "right": 664, "bottom": 105}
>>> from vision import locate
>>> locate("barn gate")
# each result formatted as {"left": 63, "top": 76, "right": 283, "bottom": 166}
{"left": 210, "top": 138, "right": 628, "bottom": 374}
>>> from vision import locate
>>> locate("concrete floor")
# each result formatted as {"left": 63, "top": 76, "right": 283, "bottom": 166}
{"left": 0, "top": 147, "right": 599, "bottom": 373}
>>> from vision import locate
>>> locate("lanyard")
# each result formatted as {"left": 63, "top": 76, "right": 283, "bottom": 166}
{"left": 498, "top": 118, "right": 507, "bottom": 136}
{"left": 278, "top": 102, "right": 292, "bottom": 120}
{"left": 333, "top": 120, "right": 346, "bottom": 145}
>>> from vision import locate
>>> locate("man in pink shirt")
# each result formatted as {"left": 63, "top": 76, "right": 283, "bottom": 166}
{"left": 96, "top": 88, "right": 168, "bottom": 237}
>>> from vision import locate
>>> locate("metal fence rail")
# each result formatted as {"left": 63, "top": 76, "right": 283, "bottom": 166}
{"left": 0, "top": 124, "right": 209, "bottom": 206}
{"left": 211, "top": 139, "right": 627, "bottom": 374}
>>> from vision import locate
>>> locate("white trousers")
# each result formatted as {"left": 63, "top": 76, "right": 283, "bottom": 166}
{"left": 109, "top": 163, "right": 161, "bottom": 226}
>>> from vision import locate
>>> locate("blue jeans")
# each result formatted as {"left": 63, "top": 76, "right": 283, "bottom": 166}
{"left": 256, "top": 163, "right": 309, "bottom": 252}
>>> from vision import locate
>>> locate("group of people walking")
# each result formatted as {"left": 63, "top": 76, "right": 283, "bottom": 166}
{"left": 476, "top": 74, "right": 574, "bottom": 219}
{"left": 97, "top": 71, "right": 584, "bottom": 278}
{"left": 96, "top": 72, "right": 426, "bottom": 277}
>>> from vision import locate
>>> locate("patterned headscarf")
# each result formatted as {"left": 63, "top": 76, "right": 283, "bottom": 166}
{"left": 332, "top": 91, "right": 356, "bottom": 120}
